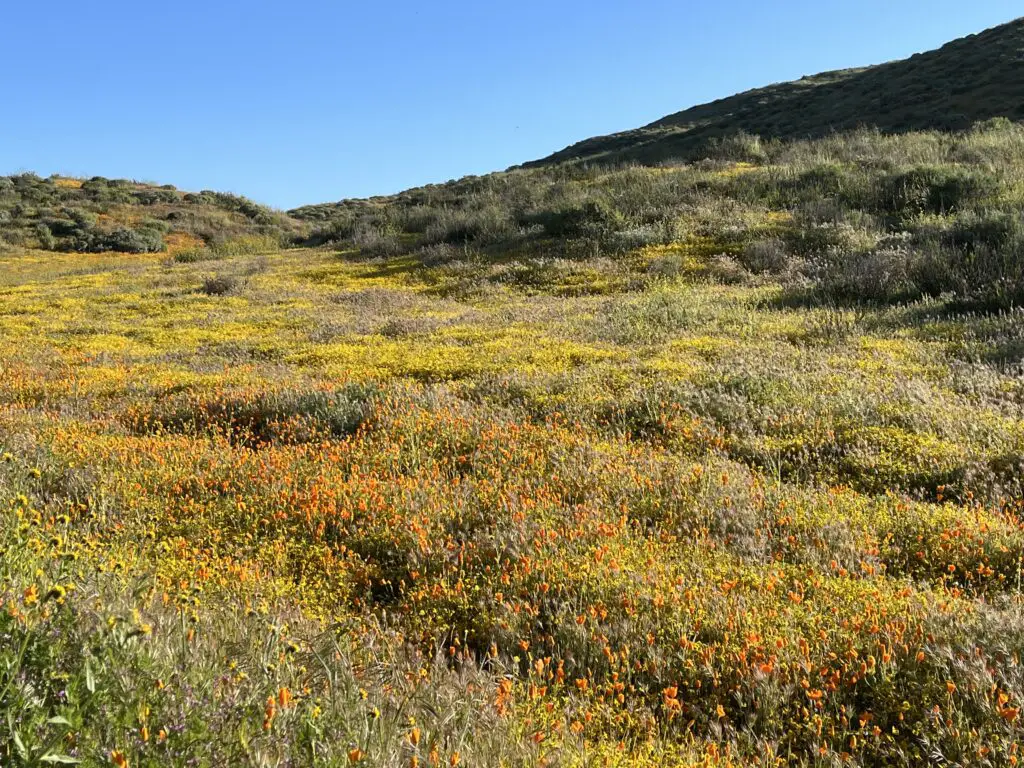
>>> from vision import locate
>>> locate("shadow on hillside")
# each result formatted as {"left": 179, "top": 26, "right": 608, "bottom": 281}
{"left": 527, "top": 18, "right": 1024, "bottom": 168}
{"left": 763, "top": 286, "right": 1024, "bottom": 370}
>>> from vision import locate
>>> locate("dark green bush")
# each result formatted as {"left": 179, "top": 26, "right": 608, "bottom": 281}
{"left": 65, "top": 208, "right": 98, "bottom": 228}
{"left": 521, "top": 200, "right": 624, "bottom": 239}
{"left": 83, "top": 227, "right": 165, "bottom": 253}
{"left": 132, "top": 188, "right": 180, "bottom": 205}
{"left": 903, "top": 211, "right": 1024, "bottom": 309}
{"left": 907, "top": 246, "right": 965, "bottom": 298}
{"left": 817, "top": 248, "right": 919, "bottom": 303}
{"left": 878, "top": 166, "right": 999, "bottom": 217}
{"left": 33, "top": 223, "right": 56, "bottom": 250}
{"left": 423, "top": 206, "right": 514, "bottom": 246}
{"left": 744, "top": 164, "right": 873, "bottom": 210}
{"left": 962, "top": 243, "right": 1024, "bottom": 310}
{"left": 739, "top": 239, "right": 790, "bottom": 274}
{"left": 42, "top": 218, "right": 81, "bottom": 238}
{"left": 81, "top": 177, "right": 135, "bottom": 204}
{"left": 948, "top": 209, "right": 1024, "bottom": 252}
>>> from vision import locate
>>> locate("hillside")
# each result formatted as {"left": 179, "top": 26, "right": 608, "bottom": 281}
{"left": 5, "top": 122, "right": 1024, "bottom": 765}
{"left": 525, "top": 17, "right": 1024, "bottom": 167}
{"left": 289, "top": 121, "right": 1024, "bottom": 312}
{"left": 0, "top": 173, "right": 302, "bottom": 255}
{"left": 6, "top": 21, "right": 1024, "bottom": 768}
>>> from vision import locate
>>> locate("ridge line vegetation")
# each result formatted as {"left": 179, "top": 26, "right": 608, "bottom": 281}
{"left": 524, "top": 17, "right": 1024, "bottom": 167}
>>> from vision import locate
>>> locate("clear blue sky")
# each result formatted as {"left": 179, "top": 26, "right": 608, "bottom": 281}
{"left": 2, "top": 1, "right": 1020, "bottom": 209}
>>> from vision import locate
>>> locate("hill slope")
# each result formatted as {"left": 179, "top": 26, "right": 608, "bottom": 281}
{"left": 0, "top": 173, "right": 302, "bottom": 255}
{"left": 7, "top": 125, "right": 1024, "bottom": 766}
{"left": 526, "top": 17, "right": 1024, "bottom": 167}
{"left": 8, "top": 18, "right": 1024, "bottom": 768}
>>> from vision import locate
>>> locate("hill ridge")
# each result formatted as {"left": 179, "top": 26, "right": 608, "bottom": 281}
{"left": 523, "top": 16, "right": 1024, "bottom": 168}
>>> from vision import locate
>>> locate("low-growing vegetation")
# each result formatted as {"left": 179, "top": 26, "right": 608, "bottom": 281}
{"left": 293, "top": 119, "right": 1024, "bottom": 312}
{"left": 0, "top": 174, "right": 300, "bottom": 255}
{"left": 6, "top": 47, "right": 1024, "bottom": 764}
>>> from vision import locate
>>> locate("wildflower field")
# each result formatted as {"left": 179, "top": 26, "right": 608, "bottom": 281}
{"left": 5, "top": 125, "right": 1024, "bottom": 766}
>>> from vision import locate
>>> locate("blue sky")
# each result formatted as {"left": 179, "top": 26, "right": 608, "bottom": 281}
{"left": 2, "top": 1, "right": 1020, "bottom": 209}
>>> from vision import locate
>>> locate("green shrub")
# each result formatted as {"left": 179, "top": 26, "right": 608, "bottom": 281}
{"left": 962, "top": 243, "right": 1024, "bottom": 309}
{"left": 302, "top": 214, "right": 360, "bottom": 246}
{"left": 703, "top": 131, "right": 768, "bottom": 163}
{"left": 43, "top": 218, "right": 82, "bottom": 237}
{"left": 173, "top": 246, "right": 220, "bottom": 263}
{"left": 948, "top": 209, "right": 1024, "bottom": 252}
{"left": 200, "top": 274, "right": 241, "bottom": 296}
{"left": 418, "top": 242, "right": 464, "bottom": 266}
{"left": 522, "top": 200, "right": 624, "bottom": 239}
{"left": 33, "top": 223, "right": 56, "bottom": 250}
{"left": 85, "top": 227, "right": 165, "bottom": 253}
{"left": 210, "top": 233, "right": 281, "bottom": 256}
{"left": 878, "top": 166, "right": 999, "bottom": 218}
{"left": 907, "top": 246, "right": 965, "bottom": 298}
{"left": 819, "top": 248, "right": 919, "bottom": 303}
{"left": 352, "top": 227, "right": 405, "bottom": 257}
{"left": 423, "top": 206, "right": 514, "bottom": 246}
{"left": 739, "top": 239, "right": 790, "bottom": 274}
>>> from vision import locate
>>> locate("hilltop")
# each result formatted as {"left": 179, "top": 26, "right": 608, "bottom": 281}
{"left": 526, "top": 17, "right": 1024, "bottom": 167}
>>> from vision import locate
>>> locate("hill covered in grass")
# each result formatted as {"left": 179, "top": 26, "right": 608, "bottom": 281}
{"left": 525, "top": 17, "right": 1024, "bottom": 167}
{"left": 6, "top": 20, "right": 1024, "bottom": 768}
{"left": 292, "top": 120, "right": 1024, "bottom": 312}
{"left": 0, "top": 173, "right": 302, "bottom": 256}
{"left": 5, "top": 122, "right": 1024, "bottom": 765}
